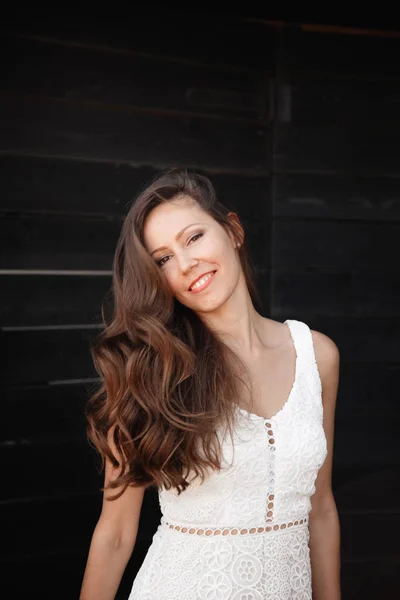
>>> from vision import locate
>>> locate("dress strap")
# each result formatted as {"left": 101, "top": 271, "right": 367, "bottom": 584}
{"left": 284, "top": 319, "right": 322, "bottom": 398}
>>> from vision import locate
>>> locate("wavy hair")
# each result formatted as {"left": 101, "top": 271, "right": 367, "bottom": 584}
{"left": 85, "top": 168, "right": 263, "bottom": 500}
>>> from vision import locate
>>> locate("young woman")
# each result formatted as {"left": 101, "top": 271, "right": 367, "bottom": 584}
{"left": 80, "top": 169, "right": 341, "bottom": 600}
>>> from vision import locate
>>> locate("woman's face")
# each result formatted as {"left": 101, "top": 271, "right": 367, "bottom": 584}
{"left": 143, "top": 195, "right": 243, "bottom": 313}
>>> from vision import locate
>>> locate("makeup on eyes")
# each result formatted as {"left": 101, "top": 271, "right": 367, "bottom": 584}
{"left": 156, "top": 231, "right": 204, "bottom": 267}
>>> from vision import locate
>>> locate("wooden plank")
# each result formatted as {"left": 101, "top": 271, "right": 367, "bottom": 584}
{"left": 333, "top": 417, "right": 399, "bottom": 465}
{"left": 335, "top": 363, "right": 400, "bottom": 418}
{"left": 333, "top": 466, "right": 400, "bottom": 512}
{"left": 1, "top": 275, "right": 111, "bottom": 326}
{"left": 1, "top": 440, "right": 100, "bottom": 500}
{"left": 0, "top": 155, "right": 270, "bottom": 216}
{"left": 0, "top": 93, "right": 271, "bottom": 171}
{"left": 1, "top": 15, "right": 276, "bottom": 70}
{"left": 0, "top": 214, "right": 121, "bottom": 270}
{"left": 274, "top": 79, "right": 400, "bottom": 175}
{"left": 277, "top": 26, "right": 400, "bottom": 80}
{"left": 273, "top": 220, "right": 400, "bottom": 268}
{"left": 0, "top": 329, "right": 98, "bottom": 383}
{"left": 274, "top": 173, "right": 400, "bottom": 222}
{"left": 0, "top": 155, "right": 156, "bottom": 215}
{"left": 340, "top": 560, "right": 399, "bottom": 600}
{"left": 272, "top": 270, "right": 400, "bottom": 318}
{"left": 1, "top": 37, "right": 269, "bottom": 121}
{"left": 0, "top": 383, "right": 89, "bottom": 440}
{"left": 340, "top": 513, "right": 400, "bottom": 559}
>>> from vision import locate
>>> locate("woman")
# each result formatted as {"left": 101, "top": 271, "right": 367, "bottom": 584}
{"left": 80, "top": 168, "right": 341, "bottom": 600}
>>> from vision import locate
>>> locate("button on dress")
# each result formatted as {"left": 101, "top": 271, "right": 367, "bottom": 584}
{"left": 128, "top": 319, "right": 328, "bottom": 600}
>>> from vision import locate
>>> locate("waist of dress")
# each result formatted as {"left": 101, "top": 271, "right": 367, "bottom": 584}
{"left": 159, "top": 515, "right": 309, "bottom": 537}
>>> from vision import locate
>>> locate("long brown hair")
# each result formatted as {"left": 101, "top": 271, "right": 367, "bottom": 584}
{"left": 85, "top": 168, "right": 263, "bottom": 500}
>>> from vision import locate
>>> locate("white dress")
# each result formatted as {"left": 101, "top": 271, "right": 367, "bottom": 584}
{"left": 128, "top": 319, "right": 328, "bottom": 600}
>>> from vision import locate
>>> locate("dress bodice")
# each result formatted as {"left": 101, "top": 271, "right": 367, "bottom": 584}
{"left": 129, "top": 320, "right": 329, "bottom": 599}
{"left": 157, "top": 319, "right": 328, "bottom": 532}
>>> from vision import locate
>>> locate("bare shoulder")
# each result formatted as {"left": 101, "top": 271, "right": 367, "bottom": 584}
{"left": 310, "top": 328, "right": 340, "bottom": 393}
{"left": 311, "top": 329, "right": 340, "bottom": 363}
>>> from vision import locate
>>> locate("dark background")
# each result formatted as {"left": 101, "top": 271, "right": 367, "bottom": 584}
{"left": 1, "top": 8, "right": 400, "bottom": 599}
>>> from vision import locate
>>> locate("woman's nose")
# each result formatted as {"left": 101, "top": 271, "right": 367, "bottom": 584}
{"left": 177, "top": 252, "right": 198, "bottom": 274}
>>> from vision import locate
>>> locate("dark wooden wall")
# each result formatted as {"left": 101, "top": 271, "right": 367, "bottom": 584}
{"left": 1, "top": 14, "right": 399, "bottom": 600}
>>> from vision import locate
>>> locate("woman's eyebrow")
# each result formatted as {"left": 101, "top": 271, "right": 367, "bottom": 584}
{"left": 150, "top": 222, "right": 206, "bottom": 256}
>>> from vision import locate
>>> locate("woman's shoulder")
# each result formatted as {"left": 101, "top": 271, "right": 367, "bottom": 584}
{"left": 311, "top": 328, "right": 340, "bottom": 382}
{"left": 307, "top": 322, "right": 339, "bottom": 364}
{"left": 284, "top": 318, "right": 340, "bottom": 396}
{"left": 263, "top": 316, "right": 339, "bottom": 367}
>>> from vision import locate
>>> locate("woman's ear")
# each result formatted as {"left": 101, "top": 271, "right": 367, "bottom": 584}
{"left": 227, "top": 212, "right": 245, "bottom": 247}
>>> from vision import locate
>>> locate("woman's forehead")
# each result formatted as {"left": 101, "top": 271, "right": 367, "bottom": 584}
{"left": 146, "top": 198, "right": 209, "bottom": 229}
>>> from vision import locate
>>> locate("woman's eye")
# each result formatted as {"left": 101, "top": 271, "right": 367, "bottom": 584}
{"left": 188, "top": 232, "right": 203, "bottom": 244}
{"left": 157, "top": 256, "right": 169, "bottom": 267}
{"left": 156, "top": 232, "right": 203, "bottom": 267}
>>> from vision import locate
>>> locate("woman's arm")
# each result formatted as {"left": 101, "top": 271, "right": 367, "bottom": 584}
{"left": 309, "top": 330, "right": 341, "bottom": 600}
{"left": 79, "top": 428, "right": 147, "bottom": 600}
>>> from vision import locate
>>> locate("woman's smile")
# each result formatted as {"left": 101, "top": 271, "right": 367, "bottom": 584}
{"left": 188, "top": 270, "right": 217, "bottom": 293}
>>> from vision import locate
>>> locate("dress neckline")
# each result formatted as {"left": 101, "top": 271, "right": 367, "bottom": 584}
{"left": 236, "top": 319, "right": 299, "bottom": 422}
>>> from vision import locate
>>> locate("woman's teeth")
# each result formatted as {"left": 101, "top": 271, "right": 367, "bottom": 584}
{"left": 190, "top": 272, "right": 214, "bottom": 290}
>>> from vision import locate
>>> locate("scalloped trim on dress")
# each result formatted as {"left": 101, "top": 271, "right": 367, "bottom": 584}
{"left": 161, "top": 515, "right": 309, "bottom": 536}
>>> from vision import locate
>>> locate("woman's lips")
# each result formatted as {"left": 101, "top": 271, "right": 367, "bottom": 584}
{"left": 189, "top": 270, "right": 216, "bottom": 293}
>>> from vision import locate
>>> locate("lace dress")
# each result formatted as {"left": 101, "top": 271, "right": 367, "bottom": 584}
{"left": 128, "top": 319, "right": 328, "bottom": 600}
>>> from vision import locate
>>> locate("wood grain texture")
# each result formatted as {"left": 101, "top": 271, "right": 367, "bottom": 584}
{"left": 1, "top": 383, "right": 91, "bottom": 440}
{"left": 0, "top": 328, "right": 98, "bottom": 383}
{"left": 273, "top": 271, "right": 400, "bottom": 317}
{"left": 0, "top": 93, "right": 271, "bottom": 170}
{"left": 0, "top": 155, "right": 271, "bottom": 215}
{"left": 340, "top": 561, "right": 398, "bottom": 600}
{"left": 1, "top": 37, "right": 269, "bottom": 121}
{"left": 333, "top": 417, "right": 399, "bottom": 465}
{"left": 274, "top": 173, "right": 400, "bottom": 222}
{"left": 334, "top": 363, "right": 400, "bottom": 418}
{"left": 0, "top": 155, "right": 156, "bottom": 215}
{"left": 333, "top": 466, "right": 400, "bottom": 512}
{"left": 339, "top": 513, "right": 400, "bottom": 559}
{"left": 1, "top": 440, "right": 100, "bottom": 501}
{"left": 1, "top": 275, "right": 111, "bottom": 326}
{"left": 1, "top": 15, "right": 276, "bottom": 70}
{"left": 277, "top": 25, "right": 400, "bottom": 80}
{"left": 274, "top": 79, "right": 400, "bottom": 175}
{"left": 273, "top": 220, "right": 400, "bottom": 268}
{"left": 0, "top": 215, "right": 121, "bottom": 270}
